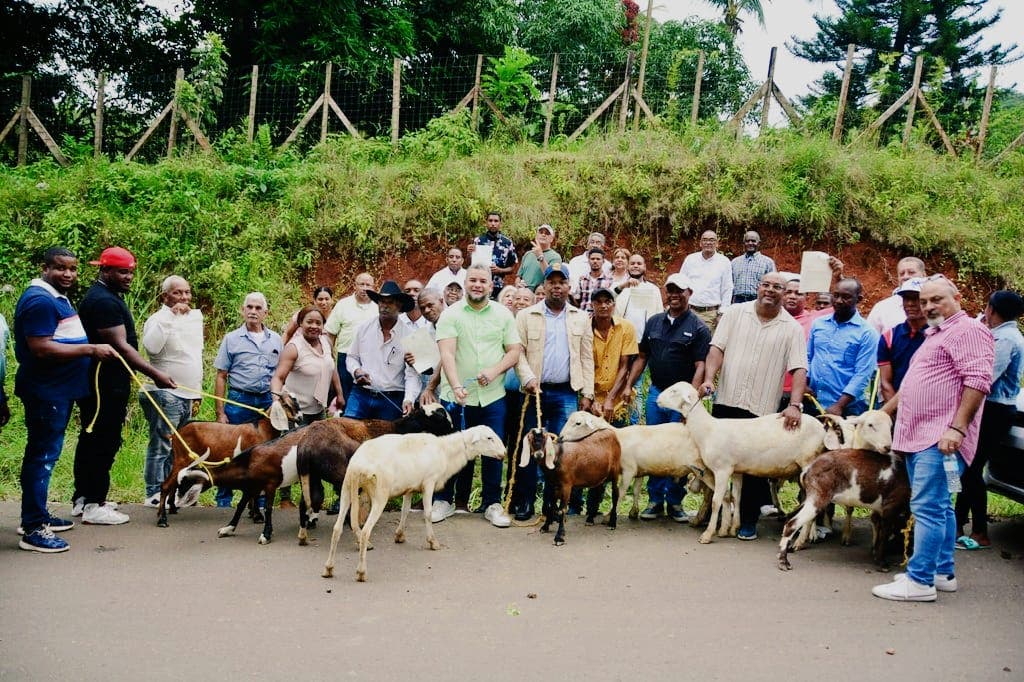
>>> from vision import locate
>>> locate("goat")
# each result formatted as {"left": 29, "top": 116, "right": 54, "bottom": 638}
{"left": 321, "top": 426, "right": 506, "bottom": 582}
{"left": 522, "top": 427, "right": 621, "bottom": 545}
{"left": 777, "top": 449, "right": 910, "bottom": 570}
{"left": 655, "top": 381, "right": 827, "bottom": 544}
{"left": 295, "top": 403, "right": 453, "bottom": 544}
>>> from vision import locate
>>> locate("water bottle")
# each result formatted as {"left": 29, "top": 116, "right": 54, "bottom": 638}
{"left": 944, "top": 454, "right": 962, "bottom": 494}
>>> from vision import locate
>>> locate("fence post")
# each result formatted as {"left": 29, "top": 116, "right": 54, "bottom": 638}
{"left": 759, "top": 47, "right": 777, "bottom": 133}
{"left": 618, "top": 52, "right": 634, "bottom": 132}
{"left": 391, "top": 57, "right": 401, "bottom": 147}
{"left": 902, "top": 54, "right": 924, "bottom": 151}
{"left": 633, "top": 0, "right": 655, "bottom": 131}
{"left": 17, "top": 75, "right": 30, "bottom": 166}
{"left": 247, "top": 65, "right": 259, "bottom": 143}
{"left": 94, "top": 71, "right": 105, "bottom": 159}
{"left": 167, "top": 68, "right": 183, "bottom": 158}
{"left": 321, "top": 63, "right": 332, "bottom": 143}
{"left": 832, "top": 44, "right": 855, "bottom": 143}
{"left": 691, "top": 50, "right": 705, "bottom": 126}
{"left": 543, "top": 53, "right": 560, "bottom": 148}
{"left": 471, "top": 54, "right": 483, "bottom": 130}
{"left": 976, "top": 65, "right": 997, "bottom": 162}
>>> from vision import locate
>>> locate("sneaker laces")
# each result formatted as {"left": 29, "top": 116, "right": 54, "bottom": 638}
{"left": 35, "top": 526, "right": 58, "bottom": 540}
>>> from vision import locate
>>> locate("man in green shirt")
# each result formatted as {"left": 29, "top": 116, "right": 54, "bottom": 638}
{"left": 431, "top": 264, "right": 522, "bottom": 527}
{"left": 516, "top": 223, "right": 562, "bottom": 292}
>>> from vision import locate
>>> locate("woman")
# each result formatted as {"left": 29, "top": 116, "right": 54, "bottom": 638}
{"left": 270, "top": 305, "right": 344, "bottom": 508}
{"left": 283, "top": 286, "right": 334, "bottom": 345}
{"left": 609, "top": 248, "right": 631, "bottom": 288}
{"left": 497, "top": 285, "right": 517, "bottom": 311}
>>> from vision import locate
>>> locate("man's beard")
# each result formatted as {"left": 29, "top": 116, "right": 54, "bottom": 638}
{"left": 926, "top": 315, "right": 945, "bottom": 328}
{"left": 468, "top": 291, "right": 489, "bottom": 304}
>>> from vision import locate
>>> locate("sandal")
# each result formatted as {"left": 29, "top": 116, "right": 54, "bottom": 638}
{"left": 955, "top": 535, "right": 988, "bottom": 550}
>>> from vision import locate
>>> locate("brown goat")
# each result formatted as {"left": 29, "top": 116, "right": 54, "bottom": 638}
{"left": 522, "top": 427, "right": 622, "bottom": 546}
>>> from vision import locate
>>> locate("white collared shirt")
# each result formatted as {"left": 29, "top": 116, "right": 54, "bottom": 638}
{"left": 345, "top": 317, "right": 422, "bottom": 403}
{"left": 141, "top": 305, "right": 204, "bottom": 398}
{"left": 680, "top": 251, "right": 733, "bottom": 309}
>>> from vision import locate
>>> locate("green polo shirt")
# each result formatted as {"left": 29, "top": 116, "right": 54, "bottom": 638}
{"left": 435, "top": 299, "right": 521, "bottom": 407}
{"left": 517, "top": 249, "right": 562, "bottom": 290}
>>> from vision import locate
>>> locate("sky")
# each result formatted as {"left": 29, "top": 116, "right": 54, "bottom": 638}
{"left": 651, "top": 0, "right": 1023, "bottom": 104}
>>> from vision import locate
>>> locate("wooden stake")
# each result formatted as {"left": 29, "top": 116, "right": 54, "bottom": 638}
{"left": 760, "top": 47, "right": 778, "bottom": 133}
{"left": 976, "top": 65, "right": 997, "bottom": 161}
{"left": 126, "top": 101, "right": 173, "bottom": 161}
{"left": 902, "top": 54, "right": 924, "bottom": 151}
{"left": 451, "top": 88, "right": 477, "bottom": 114}
{"left": 168, "top": 68, "right": 183, "bottom": 158}
{"left": 691, "top": 50, "right": 705, "bottom": 126}
{"left": 391, "top": 57, "right": 401, "bottom": 147}
{"left": 990, "top": 128, "right": 1024, "bottom": 166}
{"left": 568, "top": 82, "right": 626, "bottom": 142}
{"left": 633, "top": 0, "right": 655, "bottom": 131}
{"left": 321, "top": 63, "right": 332, "bottom": 143}
{"left": 916, "top": 91, "right": 956, "bottom": 157}
{"left": 180, "top": 111, "right": 213, "bottom": 151}
{"left": 281, "top": 93, "right": 325, "bottom": 149}
{"left": 832, "top": 44, "right": 855, "bottom": 143}
{"left": 247, "top": 65, "right": 259, "bottom": 143}
{"left": 18, "top": 75, "right": 30, "bottom": 166}
{"left": 631, "top": 88, "right": 657, "bottom": 123}
{"left": 729, "top": 82, "right": 769, "bottom": 130}
{"left": 862, "top": 87, "right": 916, "bottom": 137}
{"left": 771, "top": 84, "right": 801, "bottom": 124}
{"left": 25, "top": 109, "right": 69, "bottom": 165}
{"left": 471, "top": 55, "right": 483, "bottom": 130}
{"left": 327, "top": 97, "right": 361, "bottom": 138}
{"left": 618, "top": 51, "right": 634, "bottom": 132}
{"left": 543, "top": 53, "right": 559, "bottom": 148}
{"left": 0, "top": 111, "right": 19, "bottom": 144}
{"left": 94, "top": 71, "right": 105, "bottom": 159}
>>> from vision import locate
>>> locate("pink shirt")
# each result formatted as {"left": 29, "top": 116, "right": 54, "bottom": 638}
{"left": 892, "top": 311, "right": 994, "bottom": 464}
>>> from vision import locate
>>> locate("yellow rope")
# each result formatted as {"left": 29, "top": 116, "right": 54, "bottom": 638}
{"left": 502, "top": 395, "right": 530, "bottom": 516}
{"left": 868, "top": 367, "right": 880, "bottom": 409}
{"left": 900, "top": 514, "right": 915, "bottom": 568}
{"left": 803, "top": 392, "right": 827, "bottom": 416}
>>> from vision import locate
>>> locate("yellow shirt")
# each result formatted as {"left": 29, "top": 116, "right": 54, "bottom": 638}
{"left": 592, "top": 316, "right": 638, "bottom": 403}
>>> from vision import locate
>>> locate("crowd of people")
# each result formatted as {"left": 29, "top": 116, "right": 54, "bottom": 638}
{"left": 3, "top": 211, "right": 1023, "bottom": 604}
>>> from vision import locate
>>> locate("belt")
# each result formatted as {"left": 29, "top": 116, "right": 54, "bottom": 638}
{"left": 354, "top": 385, "right": 404, "bottom": 397}
{"left": 540, "top": 381, "right": 572, "bottom": 391}
{"left": 229, "top": 387, "right": 269, "bottom": 398}
{"left": 691, "top": 304, "right": 719, "bottom": 313}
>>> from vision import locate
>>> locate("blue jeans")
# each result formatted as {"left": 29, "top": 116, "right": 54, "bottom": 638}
{"left": 343, "top": 385, "right": 404, "bottom": 421}
{"left": 510, "top": 384, "right": 579, "bottom": 512}
{"left": 337, "top": 353, "right": 353, "bottom": 401}
{"left": 140, "top": 390, "right": 193, "bottom": 496}
{"left": 217, "top": 388, "right": 273, "bottom": 505}
{"left": 906, "top": 445, "right": 964, "bottom": 586}
{"left": 437, "top": 398, "right": 507, "bottom": 509}
{"left": 645, "top": 384, "right": 685, "bottom": 507}
{"left": 20, "top": 397, "right": 74, "bottom": 532}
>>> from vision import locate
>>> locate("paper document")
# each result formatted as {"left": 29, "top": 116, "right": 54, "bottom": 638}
{"left": 799, "top": 251, "right": 832, "bottom": 293}
{"left": 400, "top": 328, "right": 440, "bottom": 374}
{"left": 471, "top": 243, "right": 493, "bottom": 268}
{"left": 627, "top": 287, "right": 662, "bottom": 315}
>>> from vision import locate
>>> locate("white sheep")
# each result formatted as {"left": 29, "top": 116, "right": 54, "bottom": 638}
{"left": 655, "top": 381, "right": 827, "bottom": 544}
{"left": 321, "top": 425, "right": 506, "bottom": 582}
{"left": 820, "top": 411, "right": 893, "bottom": 452}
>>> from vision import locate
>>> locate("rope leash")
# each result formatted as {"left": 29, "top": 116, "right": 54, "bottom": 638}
{"left": 900, "top": 514, "right": 915, "bottom": 568}
{"left": 803, "top": 392, "right": 827, "bottom": 416}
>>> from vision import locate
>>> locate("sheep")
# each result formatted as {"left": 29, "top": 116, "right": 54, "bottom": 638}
{"left": 820, "top": 411, "right": 893, "bottom": 453}
{"left": 522, "top": 427, "right": 622, "bottom": 545}
{"left": 777, "top": 449, "right": 910, "bottom": 570}
{"left": 558, "top": 411, "right": 715, "bottom": 524}
{"left": 321, "top": 425, "right": 506, "bottom": 582}
{"left": 295, "top": 403, "right": 453, "bottom": 544}
{"left": 654, "top": 381, "right": 827, "bottom": 544}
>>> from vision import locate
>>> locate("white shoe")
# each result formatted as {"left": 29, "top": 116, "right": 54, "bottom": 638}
{"left": 71, "top": 497, "right": 86, "bottom": 517}
{"left": 430, "top": 500, "right": 455, "bottom": 523}
{"left": 143, "top": 493, "right": 162, "bottom": 508}
{"left": 872, "top": 576, "right": 937, "bottom": 602}
{"left": 894, "top": 572, "right": 958, "bottom": 593}
{"left": 82, "top": 503, "right": 130, "bottom": 525}
{"left": 484, "top": 503, "right": 511, "bottom": 528}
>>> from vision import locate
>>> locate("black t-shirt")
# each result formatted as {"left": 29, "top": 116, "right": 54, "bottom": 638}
{"left": 79, "top": 280, "right": 137, "bottom": 390}
{"left": 639, "top": 310, "right": 711, "bottom": 390}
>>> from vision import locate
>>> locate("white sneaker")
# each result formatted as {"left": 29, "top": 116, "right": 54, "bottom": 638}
{"left": 894, "top": 572, "right": 958, "bottom": 593}
{"left": 143, "top": 493, "right": 162, "bottom": 508}
{"left": 71, "top": 497, "right": 86, "bottom": 517}
{"left": 484, "top": 503, "right": 511, "bottom": 528}
{"left": 430, "top": 500, "right": 455, "bottom": 523}
{"left": 872, "top": 576, "right": 937, "bottom": 602}
{"left": 82, "top": 503, "right": 130, "bottom": 525}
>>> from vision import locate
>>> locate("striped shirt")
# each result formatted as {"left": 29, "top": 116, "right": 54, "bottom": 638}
{"left": 13, "top": 278, "right": 91, "bottom": 400}
{"left": 892, "top": 310, "right": 994, "bottom": 464}
{"left": 731, "top": 252, "right": 776, "bottom": 299}
{"left": 572, "top": 272, "right": 613, "bottom": 314}
{"left": 711, "top": 301, "right": 807, "bottom": 416}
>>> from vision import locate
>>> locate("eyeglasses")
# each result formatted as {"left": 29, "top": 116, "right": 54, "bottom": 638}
{"left": 759, "top": 282, "right": 785, "bottom": 292}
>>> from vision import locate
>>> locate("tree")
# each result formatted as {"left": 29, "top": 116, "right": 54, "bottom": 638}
{"left": 703, "top": 0, "right": 769, "bottom": 37}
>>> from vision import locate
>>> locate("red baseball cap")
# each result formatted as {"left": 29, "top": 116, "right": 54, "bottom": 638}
{"left": 89, "top": 246, "right": 136, "bottom": 268}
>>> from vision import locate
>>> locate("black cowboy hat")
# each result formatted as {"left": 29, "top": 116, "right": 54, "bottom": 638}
{"left": 366, "top": 280, "right": 415, "bottom": 313}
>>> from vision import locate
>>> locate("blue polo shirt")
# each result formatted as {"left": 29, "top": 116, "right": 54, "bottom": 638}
{"left": 877, "top": 320, "right": 926, "bottom": 393}
{"left": 14, "top": 279, "right": 91, "bottom": 400}
{"left": 214, "top": 325, "right": 282, "bottom": 393}
{"left": 808, "top": 311, "right": 879, "bottom": 415}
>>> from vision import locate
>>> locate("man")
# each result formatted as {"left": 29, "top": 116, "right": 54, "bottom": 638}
{"left": 679, "top": 230, "right": 733, "bottom": 333}
{"left": 731, "top": 231, "right": 776, "bottom": 303}
{"left": 398, "top": 279, "right": 429, "bottom": 330}
{"left": 324, "top": 272, "right": 378, "bottom": 401}
{"left": 955, "top": 290, "right": 1024, "bottom": 550}
{"left": 815, "top": 293, "right": 833, "bottom": 310}
{"left": 567, "top": 232, "right": 612, "bottom": 287}
{"left": 877, "top": 277, "right": 928, "bottom": 402}
{"left": 13, "top": 248, "right": 117, "bottom": 551}
{"left": 467, "top": 211, "right": 517, "bottom": 297}
{"left": 516, "top": 223, "right": 562, "bottom": 292}
{"left": 873, "top": 276, "right": 994, "bottom": 602}
{"left": 213, "top": 292, "right": 283, "bottom": 506}
{"left": 625, "top": 274, "right": 710, "bottom": 521}
{"left": 0, "top": 311, "right": 9, "bottom": 430}
{"left": 511, "top": 264, "right": 595, "bottom": 520}
{"left": 425, "top": 247, "right": 467, "bottom": 292}
{"left": 444, "top": 281, "right": 464, "bottom": 306}
{"left": 614, "top": 253, "right": 663, "bottom": 333}
{"left": 432, "top": 264, "right": 521, "bottom": 527}
{"left": 74, "top": 246, "right": 176, "bottom": 525}
{"left": 866, "top": 256, "right": 927, "bottom": 333}
{"left": 806, "top": 278, "right": 879, "bottom": 416}
{"left": 344, "top": 281, "right": 422, "bottom": 421}
{"left": 699, "top": 272, "right": 808, "bottom": 540}
{"left": 139, "top": 275, "right": 204, "bottom": 506}
{"left": 571, "top": 248, "right": 613, "bottom": 315}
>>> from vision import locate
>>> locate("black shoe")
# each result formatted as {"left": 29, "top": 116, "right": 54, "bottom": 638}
{"left": 514, "top": 508, "right": 534, "bottom": 522}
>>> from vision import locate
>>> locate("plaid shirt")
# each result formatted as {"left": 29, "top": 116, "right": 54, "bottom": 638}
{"left": 475, "top": 231, "right": 518, "bottom": 295}
{"left": 731, "top": 252, "right": 776, "bottom": 298}
{"left": 573, "top": 273, "right": 614, "bottom": 314}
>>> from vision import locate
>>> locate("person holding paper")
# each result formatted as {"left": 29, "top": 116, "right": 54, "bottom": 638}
{"left": 615, "top": 253, "right": 664, "bottom": 333}
{"left": 467, "top": 211, "right": 518, "bottom": 297}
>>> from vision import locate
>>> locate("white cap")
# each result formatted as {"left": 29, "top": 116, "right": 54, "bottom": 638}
{"left": 665, "top": 273, "right": 694, "bottom": 292}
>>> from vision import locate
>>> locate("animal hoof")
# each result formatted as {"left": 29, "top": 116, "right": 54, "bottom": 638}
{"left": 607, "top": 523, "right": 617, "bottom": 530}
{"left": 308, "top": 518, "right": 318, "bottom": 530}
{"left": 217, "top": 526, "right": 235, "bottom": 538}
{"left": 157, "top": 518, "right": 168, "bottom": 528}
{"left": 258, "top": 534, "right": 270, "bottom": 545}
{"left": 322, "top": 567, "right": 334, "bottom": 578}
{"left": 778, "top": 560, "right": 792, "bottom": 571}
{"left": 252, "top": 511, "right": 264, "bottom": 524}
{"left": 554, "top": 538, "right": 565, "bottom": 546}
{"left": 356, "top": 572, "right": 366, "bottom": 582}
{"left": 698, "top": 535, "right": 712, "bottom": 545}
{"left": 394, "top": 533, "right": 405, "bottom": 544}
{"left": 298, "top": 537, "right": 308, "bottom": 546}
{"left": 427, "top": 540, "right": 440, "bottom": 550}
{"left": 168, "top": 507, "right": 178, "bottom": 515}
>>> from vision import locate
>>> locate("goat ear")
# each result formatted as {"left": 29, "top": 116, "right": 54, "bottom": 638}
{"left": 269, "top": 401, "right": 290, "bottom": 431}
{"left": 470, "top": 427, "right": 484, "bottom": 443}
{"left": 823, "top": 427, "right": 843, "bottom": 451}
{"left": 544, "top": 440, "right": 557, "bottom": 470}
{"left": 519, "top": 436, "right": 532, "bottom": 468}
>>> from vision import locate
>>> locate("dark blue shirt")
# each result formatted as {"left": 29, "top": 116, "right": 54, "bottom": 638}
{"left": 877, "top": 321, "right": 926, "bottom": 392}
{"left": 14, "top": 279, "right": 91, "bottom": 400}
{"left": 475, "top": 230, "right": 518, "bottom": 295}
{"left": 639, "top": 309, "right": 711, "bottom": 390}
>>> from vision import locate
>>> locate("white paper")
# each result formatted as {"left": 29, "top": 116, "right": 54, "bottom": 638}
{"left": 400, "top": 328, "right": 440, "bottom": 373}
{"left": 799, "top": 251, "right": 832, "bottom": 293}
{"left": 471, "top": 243, "right": 493, "bottom": 268}
{"left": 627, "top": 287, "right": 662, "bottom": 315}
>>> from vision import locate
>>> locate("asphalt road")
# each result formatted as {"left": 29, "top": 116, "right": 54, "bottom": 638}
{"left": 2, "top": 501, "right": 1022, "bottom": 681}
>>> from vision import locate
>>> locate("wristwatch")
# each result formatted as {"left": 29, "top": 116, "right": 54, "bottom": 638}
{"left": 788, "top": 402, "right": 803, "bottom": 412}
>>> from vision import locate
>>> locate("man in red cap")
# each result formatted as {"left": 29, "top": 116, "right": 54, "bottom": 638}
{"left": 72, "top": 246, "right": 175, "bottom": 525}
